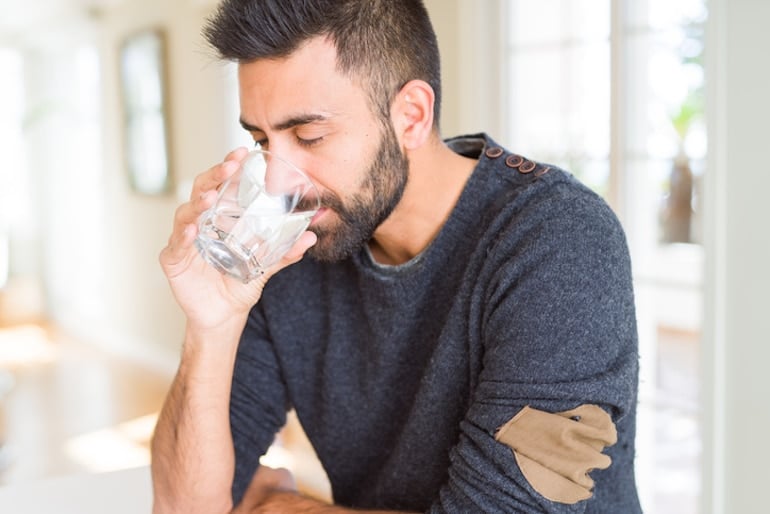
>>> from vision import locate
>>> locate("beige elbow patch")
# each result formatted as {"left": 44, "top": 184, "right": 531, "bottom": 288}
{"left": 494, "top": 404, "right": 617, "bottom": 504}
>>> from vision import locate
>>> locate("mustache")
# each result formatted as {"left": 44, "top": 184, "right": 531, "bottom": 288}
{"left": 295, "top": 190, "right": 344, "bottom": 215}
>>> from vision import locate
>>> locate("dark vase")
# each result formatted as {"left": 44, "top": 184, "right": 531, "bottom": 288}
{"left": 660, "top": 151, "right": 694, "bottom": 244}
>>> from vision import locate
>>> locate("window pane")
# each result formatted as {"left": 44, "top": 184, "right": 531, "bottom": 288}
{"left": 509, "top": 0, "right": 610, "bottom": 46}
{"left": 506, "top": 41, "right": 609, "bottom": 190}
{"left": 625, "top": 28, "right": 705, "bottom": 161}
{"left": 572, "top": 158, "right": 610, "bottom": 198}
{"left": 620, "top": 3, "right": 707, "bottom": 511}
{"left": 508, "top": 0, "right": 563, "bottom": 45}
{"left": 625, "top": 0, "right": 708, "bottom": 30}
{"left": 0, "top": 48, "right": 32, "bottom": 260}
{"left": 507, "top": 49, "right": 565, "bottom": 154}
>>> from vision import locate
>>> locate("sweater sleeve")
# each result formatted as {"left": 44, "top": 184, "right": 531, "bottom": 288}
{"left": 429, "top": 183, "right": 640, "bottom": 513}
{"left": 229, "top": 304, "right": 291, "bottom": 505}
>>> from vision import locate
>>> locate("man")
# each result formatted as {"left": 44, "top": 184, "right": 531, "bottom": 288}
{"left": 152, "top": 1, "right": 642, "bottom": 513}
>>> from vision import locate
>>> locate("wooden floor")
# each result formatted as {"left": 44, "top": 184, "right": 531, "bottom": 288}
{"left": 0, "top": 321, "right": 171, "bottom": 484}
{"left": 0, "top": 277, "right": 331, "bottom": 501}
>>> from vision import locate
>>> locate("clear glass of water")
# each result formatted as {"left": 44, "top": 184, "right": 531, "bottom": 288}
{"left": 195, "top": 149, "right": 320, "bottom": 282}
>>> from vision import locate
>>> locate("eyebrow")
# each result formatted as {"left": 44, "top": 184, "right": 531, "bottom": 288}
{"left": 239, "top": 113, "right": 330, "bottom": 133}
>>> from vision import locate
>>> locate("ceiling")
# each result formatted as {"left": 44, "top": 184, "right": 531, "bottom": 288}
{"left": 0, "top": 0, "right": 217, "bottom": 42}
{"left": 0, "top": 0, "right": 121, "bottom": 42}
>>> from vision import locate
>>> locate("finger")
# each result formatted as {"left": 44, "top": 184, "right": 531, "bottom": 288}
{"left": 261, "top": 231, "right": 317, "bottom": 282}
{"left": 191, "top": 159, "right": 240, "bottom": 198}
{"left": 283, "top": 231, "right": 318, "bottom": 263}
{"left": 160, "top": 223, "right": 197, "bottom": 267}
{"left": 271, "top": 467, "right": 296, "bottom": 491}
{"left": 255, "top": 466, "right": 296, "bottom": 492}
{"left": 236, "top": 465, "right": 296, "bottom": 511}
{"left": 224, "top": 146, "right": 249, "bottom": 162}
{"left": 172, "top": 189, "right": 217, "bottom": 237}
{"left": 178, "top": 147, "right": 250, "bottom": 239}
{"left": 194, "top": 147, "right": 249, "bottom": 194}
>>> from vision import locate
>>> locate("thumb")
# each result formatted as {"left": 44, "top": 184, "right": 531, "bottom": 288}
{"left": 260, "top": 231, "right": 318, "bottom": 282}
{"left": 280, "top": 231, "right": 318, "bottom": 265}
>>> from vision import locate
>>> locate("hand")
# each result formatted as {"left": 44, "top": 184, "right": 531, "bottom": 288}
{"left": 233, "top": 466, "right": 297, "bottom": 513}
{"left": 159, "top": 148, "right": 318, "bottom": 331}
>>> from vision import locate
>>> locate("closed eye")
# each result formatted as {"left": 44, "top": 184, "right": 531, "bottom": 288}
{"left": 297, "top": 135, "right": 324, "bottom": 148}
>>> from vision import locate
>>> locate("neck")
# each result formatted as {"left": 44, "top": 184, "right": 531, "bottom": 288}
{"left": 368, "top": 137, "right": 477, "bottom": 265}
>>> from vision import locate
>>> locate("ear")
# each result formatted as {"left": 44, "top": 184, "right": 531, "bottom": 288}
{"left": 391, "top": 79, "right": 435, "bottom": 150}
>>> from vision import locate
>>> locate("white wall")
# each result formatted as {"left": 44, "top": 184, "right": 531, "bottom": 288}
{"left": 91, "top": 0, "right": 232, "bottom": 366}
{"left": 17, "top": 0, "right": 236, "bottom": 370}
{"left": 424, "top": 0, "right": 505, "bottom": 139}
{"left": 702, "top": 0, "right": 770, "bottom": 512}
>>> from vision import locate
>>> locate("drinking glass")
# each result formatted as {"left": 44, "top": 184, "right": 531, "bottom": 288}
{"left": 195, "top": 149, "right": 320, "bottom": 282}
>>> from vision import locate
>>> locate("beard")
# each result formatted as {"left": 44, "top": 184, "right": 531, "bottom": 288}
{"left": 307, "top": 123, "right": 409, "bottom": 262}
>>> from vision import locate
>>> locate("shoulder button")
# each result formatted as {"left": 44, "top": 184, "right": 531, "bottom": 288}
{"left": 519, "top": 160, "right": 537, "bottom": 174}
{"left": 505, "top": 154, "right": 524, "bottom": 168}
{"left": 485, "top": 147, "right": 505, "bottom": 159}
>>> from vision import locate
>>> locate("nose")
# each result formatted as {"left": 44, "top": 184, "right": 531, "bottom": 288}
{"left": 262, "top": 151, "right": 319, "bottom": 211}
{"left": 263, "top": 152, "right": 305, "bottom": 192}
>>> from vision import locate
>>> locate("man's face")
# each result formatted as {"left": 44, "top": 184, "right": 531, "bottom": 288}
{"left": 306, "top": 121, "right": 408, "bottom": 261}
{"left": 238, "top": 37, "right": 408, "bottom": 262}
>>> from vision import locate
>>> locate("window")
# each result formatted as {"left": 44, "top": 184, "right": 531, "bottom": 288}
{"left": 0, "top": 41, "right": 105, "bottom": 321}
{"left": 502, "top": 1, "right": 707, "bottom": 513}
{"left": 505, "top": 0, "right": 611, "bottom": 196}
{"left": 0, "top": 48, "right": 29, "bottom": 288}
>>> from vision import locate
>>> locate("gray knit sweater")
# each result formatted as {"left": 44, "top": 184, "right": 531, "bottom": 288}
{"left": 230, "top": 134, "right": 642, "bottom": 513}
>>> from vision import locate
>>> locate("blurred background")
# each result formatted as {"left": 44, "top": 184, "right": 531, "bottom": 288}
{"left": 0, "top": 0, "right": 767, "bottom": 512}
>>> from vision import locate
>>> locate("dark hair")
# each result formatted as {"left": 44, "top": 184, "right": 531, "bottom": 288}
{"left": 203, "top": 0, "right": 442, "bottom": 127}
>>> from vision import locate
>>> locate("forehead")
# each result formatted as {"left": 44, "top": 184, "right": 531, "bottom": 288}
{"left": 239, "top": 37, "right": 338, "bottom": 84}
{"left": 237, "top": 37, "right": 369, "bottom": 125}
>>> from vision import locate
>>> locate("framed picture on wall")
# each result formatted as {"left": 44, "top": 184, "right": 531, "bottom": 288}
{"left": 119, "top": 28, "right": 172, "bottom": 195}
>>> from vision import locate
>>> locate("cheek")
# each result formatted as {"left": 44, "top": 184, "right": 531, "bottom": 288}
{"left": 316, "top": 141, "right": 374, "bottom": 193}
{"left": 302, "top": 153, "right": 357, "bottom": 199}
